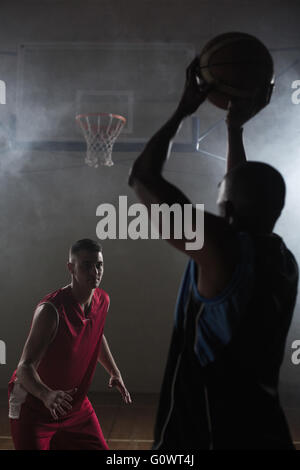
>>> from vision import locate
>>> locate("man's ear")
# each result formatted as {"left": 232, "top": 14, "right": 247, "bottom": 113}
{"left": 224, "top": 200, "right": 235, "bottom": 223}
{"left": 67, "top": 261, "right": 74, "bottom": 275}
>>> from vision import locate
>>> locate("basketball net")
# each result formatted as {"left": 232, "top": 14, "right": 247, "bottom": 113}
{"left": 76, "top": 113, "right": 126, "bottom": 168}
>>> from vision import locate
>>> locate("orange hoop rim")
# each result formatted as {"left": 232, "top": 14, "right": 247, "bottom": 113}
{"left": 76, "top": 112, "right": 126, "bottom": 124}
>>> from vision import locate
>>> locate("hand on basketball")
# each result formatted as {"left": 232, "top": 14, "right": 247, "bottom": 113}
{"left": 226, "top": 86, "right": 272, "bottom": 129}
{"left": 109, "top": 373, "right": 132, "bottom": 404}
{"left": 176, "top": 57, "right": 212, "bottom": 117}
{"left": 226, "top": 98, "right": 258, "bottom": 129}
{"left": 42, "top": 388, "right": 77, "bottom": 420}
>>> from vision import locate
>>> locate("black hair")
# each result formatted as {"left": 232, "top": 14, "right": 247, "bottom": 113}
{"left": 69, "top": 238, "right": 102, "bottom": 257}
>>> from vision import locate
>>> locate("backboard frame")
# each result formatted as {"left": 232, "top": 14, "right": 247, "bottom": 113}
{"left": 15, "top": 41, "right": 199, "bottom": 153}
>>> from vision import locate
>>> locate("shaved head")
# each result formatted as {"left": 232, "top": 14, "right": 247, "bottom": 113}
{"left": 218, "top": 162, "right": 286, "bottom": 233}
{"left": 69, "top": 238, "right": 102, "bottom": 262}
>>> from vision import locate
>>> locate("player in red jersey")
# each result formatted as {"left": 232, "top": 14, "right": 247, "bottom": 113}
{"left": 8, "top": 238, "right": 131, "bottom": 450}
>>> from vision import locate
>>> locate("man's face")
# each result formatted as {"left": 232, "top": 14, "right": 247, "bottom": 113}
{"left": 68, "top": 250, "right": 104, "bottom": 290}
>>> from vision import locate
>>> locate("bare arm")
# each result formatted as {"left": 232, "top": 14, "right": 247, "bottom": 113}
{"left": 16, "top": 304, "right": 75, "bottom": 419}
{"left": 225, "top": 88, "right": 274, "bottom": 172}
{"left": 225, "top": 100, "right": 250, "bottom": 172}
{"left": 98, "top": 334, "right": 120, "bottom": 376}
{"left": 16, "top": 304, "right": 57, "bottom": 400}
{"left": 129, "top": 59, "right": 237, "bottom": 296}
{"left": 226, "top": 125, "right": 247, "bottom": 172}
{"left": 98, "top": 335, "right": 132, "bottom": 404}
{"left": 129, "top": 58, "right": 209, "bottom": 184}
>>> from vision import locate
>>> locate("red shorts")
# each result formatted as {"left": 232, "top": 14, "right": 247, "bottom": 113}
{"left": 10, "top": 396, "right": 109, "bottom": 450}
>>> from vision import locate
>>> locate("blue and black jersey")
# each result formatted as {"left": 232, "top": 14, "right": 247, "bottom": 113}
{"left": 153, "top": 231, "right": 298, "bottom": 450}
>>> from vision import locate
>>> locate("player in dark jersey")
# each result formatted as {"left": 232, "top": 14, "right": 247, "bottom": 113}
{"left": 8, "top": 238, "right": 131, "bottom": 450}
{"left": 129, "top": 59, "right": 298, "bottom": 449}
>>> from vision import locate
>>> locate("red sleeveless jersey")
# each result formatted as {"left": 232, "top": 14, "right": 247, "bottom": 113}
{"left": 9, "top": 285, "right": 109, "bottom": 418}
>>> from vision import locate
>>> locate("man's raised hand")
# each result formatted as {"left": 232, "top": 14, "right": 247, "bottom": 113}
{"left": 176, "top": 57, "right": 212, "bottom": 118}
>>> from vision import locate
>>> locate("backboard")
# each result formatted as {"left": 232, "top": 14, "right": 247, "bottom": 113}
{"left": 16, "top": 42, "right": 198, "bottom": 152}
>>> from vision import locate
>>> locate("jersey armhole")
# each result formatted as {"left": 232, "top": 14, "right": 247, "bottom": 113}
{"left": 190, "top": 231, "right": 254, "bottom": 305}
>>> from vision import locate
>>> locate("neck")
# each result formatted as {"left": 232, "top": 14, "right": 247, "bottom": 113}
{"left": 70, "top": 281, "right": 94, "bottom": 306}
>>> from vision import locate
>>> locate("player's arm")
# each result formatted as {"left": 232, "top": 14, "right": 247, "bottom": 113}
{"left": 129, "top": 59, "right": 238, "bottom": 296}
{"left": 129, "top": 58, "right": 210, "bottom": 185}
{"left": 226, "top": 101, "right": 247, "bottom": 172}
{"left": 225, "top": 90, "right": 272, "bottom": 172}
{"left": 16, "top": 304, "right": 74, "bottom": 419}
{"left": 98, "top": 335, "right": 132, "bottom": 404}
{"left": 128, "top": 57, "right": 209, "bottom": 242}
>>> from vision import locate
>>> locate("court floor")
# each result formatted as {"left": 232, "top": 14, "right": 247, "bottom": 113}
{"left": 0, "top": 390, "right": 158, "bottom": 450}
{"left": 1, "top": 389, "right": 300, "bottom": 450}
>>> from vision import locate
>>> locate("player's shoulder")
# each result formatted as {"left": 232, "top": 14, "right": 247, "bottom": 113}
{"left": 259, "top": 233, "right": 299, "bottom": 282}
{"left": 37, "top": 286, "right": 67, "bottom": 310}
{"left": 94, "top": 287, "right": 110, "bottom": 306}
{"left": 194, "top": 210, "right": 239, "bottom": 265}
{"left": 204, "top": 211, "right": 239, "bottom": 246}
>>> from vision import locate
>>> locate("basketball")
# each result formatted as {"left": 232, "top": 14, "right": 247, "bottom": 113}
{"left": 197, "top": 32, "right": 274, "bottom": 110}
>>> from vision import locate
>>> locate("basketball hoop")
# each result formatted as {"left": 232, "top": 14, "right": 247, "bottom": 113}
{"left": 76, "top": 113, "right": 126, "bottom": 168}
